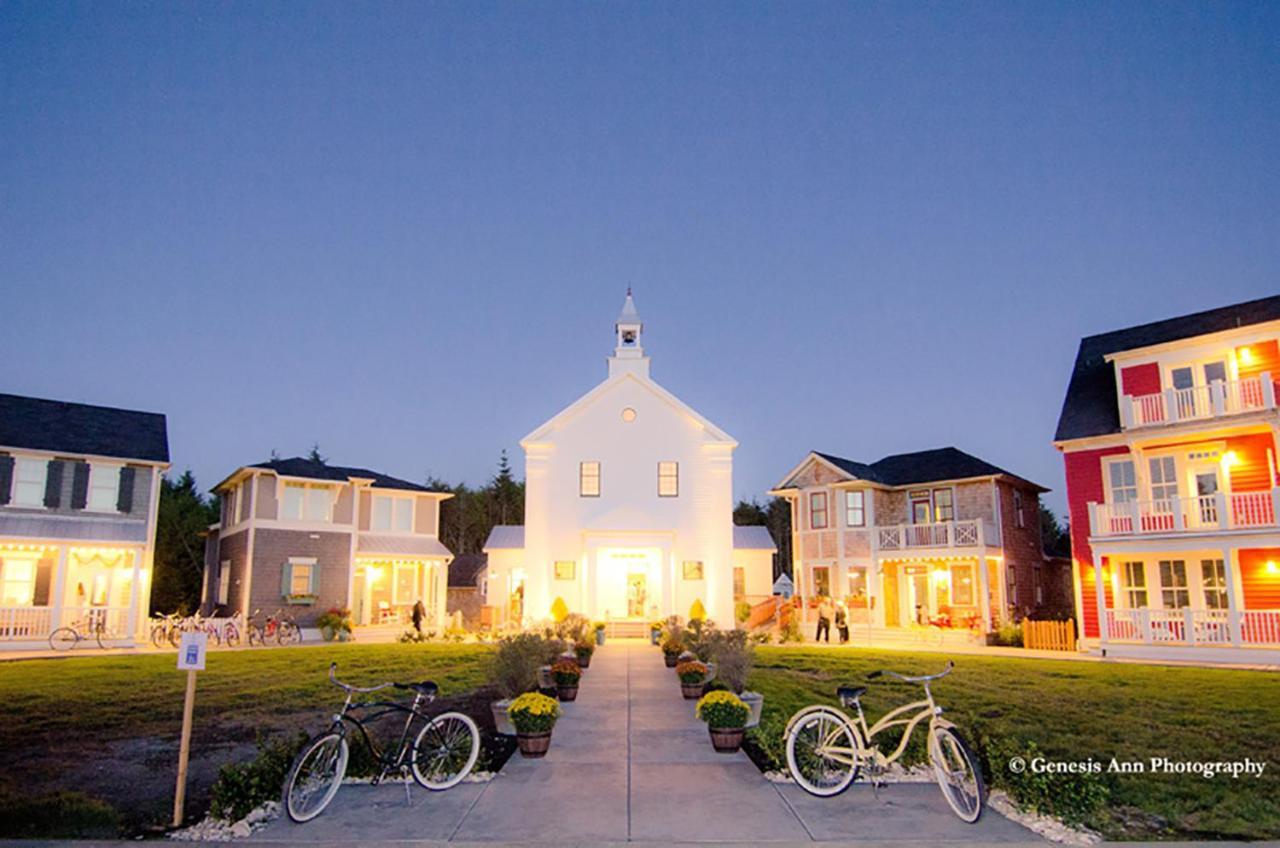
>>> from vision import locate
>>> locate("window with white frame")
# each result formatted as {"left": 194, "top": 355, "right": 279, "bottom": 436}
{"left": 285, "top": 559, "right": 315, "bottom": 597}
{"left": 554, "top": 561, "right": 576, "bottom": 580}
{"left": 1121, "top": 561, "right": 1147, "bottom": 608}
{"left": 1106, "top": 459, "right": 1138, "bottom": 504}
{"left": 87, "top": 463, "right": 121, "bottom": 512}
{"left": 1013, "top": 490, "right": 1025, "bottom": 527}
{"left": 237, "top": 480, "right": 251, "bottom": 523}
{"left": 281, "top": 483, "right": 332, "bottom": 522}
{"left": 934, "top": 488, "right": 955, "bottom": 522}
{"left": 809, "top": 492, "right": 828, "bottom": 529}
{"left": 1033, "top": 564, "right": 1043, "bottom": 605}
{"left": 372, "top": 495, "right": 413, "bottom": 532}
{"left": 1201, "top": 559, "right": 1228, "bottom": 609}
{"left": 579, "top": 462, "right": 600, "bottom": 497}
{"left": 223, "top": 485, "right": 238, "bottom": 526}
{"left": 658, "top": 461, "right": 679, "bottom": 497}
{"left": 11, "top": 457, "right": 48, "bottom": 507}
{"left": 1158, "top": 559, "right": 1189, "bottom": 609}
{"left": 0, "top": 556, "right": 37, "bottom": 605}
{"left": 217, "top": 561, "right": 231, "bottom": 605}
{"left": 844, "top": 490, "right": 865, "bottom": 527}
{"left": 1148, "top": 456, "right": 1178, "bottom": 503}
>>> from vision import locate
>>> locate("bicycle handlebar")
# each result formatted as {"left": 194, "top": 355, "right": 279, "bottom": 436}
{"left": 328, "top": 662, "right": 396, "bottom": 694}
{"left": 868, "top": 660, "right": 954, "bottom": 684}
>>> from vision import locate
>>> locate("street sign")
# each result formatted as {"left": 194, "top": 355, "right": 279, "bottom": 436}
{"left": 177, "top": 632, "right": 207, "bottom": 671}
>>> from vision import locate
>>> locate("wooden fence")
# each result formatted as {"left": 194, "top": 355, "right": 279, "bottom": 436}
{"left": 1023, "top": 619, "right": 1076, "bottom": 652}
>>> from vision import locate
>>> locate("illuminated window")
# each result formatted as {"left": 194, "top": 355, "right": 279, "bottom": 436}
{"left": 580, "top": 462, "right": 600, "bottom": 497}
{"left": 393, "top": 563, "right": 417, "bottom": 603}
{"left": 951, "top": 564, "right": 974, "bottom": 605}
{"left": 1121, "top": 561, "right": 1147, "bottom": 608}
{"left": 1107, "top": 460, "right": 1138, "bottom": 504}
{"left": 809, "top": 492, "right": 828, "bottom": 529}
{"left": 286, "top": 561, "right": 314, "bottom": 596}
{"left": 658, "top": 462, "right": 679, "bottom": 497}
{"left": 1201, "top": 559, "right": 1228, "bottom": 609}
{"left": 847, "top": 567, "right": 867, "bottom": 601}
{"left": 1148, "top": 456, "right": 1178, "bottom": 502}
{"left": 217, "top": 561, "right": 231, "bottom": 605}
{"left": 682, "top": 560, "right": 704, "bottom": 580}
{"left": 934, "top": 488, "right": 954, "bottom": 522}
{"left": 87, "top": 464, "right": 121, "bottom": 512}
{"left": 90, "top": 573, "right": 109, "bottom": 605}
{"left": 1159, "top": 560, "right": 1189, "bottom": 609}
{"left": 554, "top": 561, "right": 576, "bottom": 580}
{"left": 811, "top": 565, "right": 831, "bottom": 597}
{"left": 11, "top": 458, "right": 48, "bottom": 507}
{"left": 844, "top": 491, "right": 865, "bottom": 527}
{"left": 733, "top": 567, "right": 745, "bottom": 598}
{"left": 0, "top": 557, "right": 36, "bottom": 605}
{"left": 372, "top": 495, "right": 413, "bottom": 532}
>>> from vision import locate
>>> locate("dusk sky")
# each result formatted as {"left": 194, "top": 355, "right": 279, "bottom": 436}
{"left": 3, "top": 2, "right": 1278, "bottom": 516}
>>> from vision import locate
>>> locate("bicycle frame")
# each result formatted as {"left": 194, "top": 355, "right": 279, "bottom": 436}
{"left": 328, "top": 684, "right": 436, "bottom": 780}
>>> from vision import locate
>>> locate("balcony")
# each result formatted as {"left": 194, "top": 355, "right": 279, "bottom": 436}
{"left": 1120, "top": 373, "right": 1276, "bottom": 430}
{"left": 1089, "top": 489, "right": 1280, "bottom": 538}
{"left": 876, "top": 518, "right": 997, "bottom": 551}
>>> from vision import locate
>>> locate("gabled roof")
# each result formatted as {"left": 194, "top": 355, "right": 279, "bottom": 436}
{"left": 778, "top": 448, "right": 1047, "bottom": 492}
{"left": 218, "top": 457, "right": 443, "bottom": 494}
{"left": 733, "top": 525, "right": 777, "bottom": 551}
{"left": 521, "top": 371, "right": 736, "bottom": 447}
{"left": 0, "top": 392, "right": 169, "bottom": 463}
{"left": 484, "top": 525, "right": 525, "bottom": 550}
{"left": 449, "top": 553, "right": 488, "bottom": 587}
{"left": 1055, "top": 295, "right": 1280, "bottom": 442}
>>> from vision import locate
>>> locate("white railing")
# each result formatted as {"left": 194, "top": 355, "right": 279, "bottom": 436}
{"left": 1105, "top": 608, "right": 1280, "bottom": 646}
{"left": 1090, "top": 489, "right": 1280, "bottom": 538}
{"left": 0, "top": 607, "right": 54, "bottom": 640}
{"left": 1121, "top": 373, "right": 1275, "bottom": 429}
{"left": 876, "top": 518, "right": 995, "bottom": 551}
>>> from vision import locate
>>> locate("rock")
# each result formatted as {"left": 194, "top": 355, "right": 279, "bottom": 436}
{"left": 229, "top": 821, "right": 251, "bottom": 839}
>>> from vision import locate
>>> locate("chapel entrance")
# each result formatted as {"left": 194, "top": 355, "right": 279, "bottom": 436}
{"left": 627, "top": 573, "right": 647, "bottom": 617}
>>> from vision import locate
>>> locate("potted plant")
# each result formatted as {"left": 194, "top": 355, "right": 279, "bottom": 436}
{"left": 661, "top": 636, "right": 683, "bottom": 668}
{"left": 508, "top": 692, "right": 561, "bottom": 758}
{"left": 695, "top": 691, "right": 750, "bottom": 753}
{"left": 574, "top": 639, "right": 594, "bottom": 669}
{"left": 593, "top": 621, "right": 606, "bottom": 646}
{"left": 649, "top": 621, "right": 663, "bottom": 646}
{"left": 676, "top": 660, "right": 708, "bottom": 699}
{"left": 490, "top": 633, "right": 553, "bottom": 735}
{"left": 315, "top": 607, "right": 353, "bottom": 642}
{"left": 551, "top": 660, "right": 582, "bottom": 702}
{"left": 707, "top": 628, "right": 763, "bottom": 728}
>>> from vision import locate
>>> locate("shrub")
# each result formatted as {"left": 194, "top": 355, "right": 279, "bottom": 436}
{"left": 508, "top": 692, "right": 561, "bottom": 734}
{"left": 689, "top": 598, "right": 707, "bottom": 622}
{"left": 443, "top": 625, "right": 468, "bottom": 642}
{"left": 778, "top": 615, "right": 804, "bottom": 644}
{"left": 555, "top": 612, "right": 591, "bottom": 642}
{"left": 0, "top": 787, "right": 119, "bottom": 838}
{"left": 550, "top": 660, "right": 581, "bottom": 686}
{"left": 745, "top": 714, "right": 789, "bottom": 772}
{"left": 550, "top": 597, "right": 570, "bottom": 623}
{"left": 660, "top": 635, "right": 684, "bottom": 656}
{"left": 491, "top": 633, "right": 553, "bottom": 700}
{"left": 994, "top": 622, "right": 1023, "bottom": 647}
{"left": 684, "top": 617, "right": 716, "bottom": 660}
{"left": 695, "top": 691, "right": 749, "bottom": 729}
{"left": 315, "top": 607, "right": 353, "bottom": 633}
{"left": 676, "top": 660, "right": 708, "bottom": 685}
{"left": 979, "top": 736, "right": 1109, "bottom": 826}
{"left": 735, "top": 600, "right": 752, "bottom": 623}
{"left": 574, "top": 640, "right": 594, "bottom": 662}
{"left": 707, "top": 628, "right": 754, "bottom": 693}
{"left": 593, "top": 621, "right": 606, "bottom": 633}
{"left": 209, "top": 732, "right": 307, "bottom": 822}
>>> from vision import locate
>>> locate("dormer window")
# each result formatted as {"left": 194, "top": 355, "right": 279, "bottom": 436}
{"left": 86, "top": 463, "right": 122, "bottom": 513}
{"left": 11, "top": 457, "right": 48, "bottom": 507}
{"left": 372, "top": 494, "right": 414, "bottom": 532}
{"left": 281, "top": 482, "right": 332, "bottom": 522}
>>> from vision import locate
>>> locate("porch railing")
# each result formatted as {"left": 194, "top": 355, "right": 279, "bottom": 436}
{"left": 1089, "top": 489, "right": 1280, "bottom": 538}
{"left": 0, "top": 606, "right": 134, "bottom": 641}
{"left": 1105, "top": 608, "right": 1280, "bottom": 646}
{"left": 877, "top": 518, "right": 995, "bottom": 551}
{"left": 0, "top": 607, "right": 54, "bottom": 640}
{"left": 1121, "top": 373, "right": 1275, "bottom": 430}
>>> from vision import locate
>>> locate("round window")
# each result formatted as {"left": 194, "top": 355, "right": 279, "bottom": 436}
{"left": 621, "top": 407, "right": 637, "bottom": 423}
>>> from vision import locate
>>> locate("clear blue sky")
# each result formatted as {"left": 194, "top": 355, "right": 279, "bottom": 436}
{"left": 3, "top": 2, "right": 1278, "bottom": 516}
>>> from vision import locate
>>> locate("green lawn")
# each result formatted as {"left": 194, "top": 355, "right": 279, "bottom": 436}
{"left": 749, "top": 647, "right": 1280, "bottom": 840}
{"left": 0, "top": 643, "right": 494, "bottom": 836}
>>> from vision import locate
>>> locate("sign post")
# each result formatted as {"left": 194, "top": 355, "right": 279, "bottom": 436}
{"left": 173, "top": 631, "right": 207, "bottom": 828}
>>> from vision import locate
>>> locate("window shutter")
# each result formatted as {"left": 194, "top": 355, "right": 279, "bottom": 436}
{"left": 307, "top": 566, "right": 317, "bottom": 595}
{"left": 281, "top": 562, "right": 292, "bottom": 598}
{"left": 0, "top": 454, "right": 12, "bottom": 505}
{"left": 117, "top": 466, "right": 137, "bottom": 513}
{"left": 44, "top": 460, "right": 65, "bottom": 508}
{"left": 70, "top": 462, "right": 90, "bottom": 509}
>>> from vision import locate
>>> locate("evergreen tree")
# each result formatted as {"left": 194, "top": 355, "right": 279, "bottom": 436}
{"left": 151, "top": 470, "right": 220, "bottom": 614}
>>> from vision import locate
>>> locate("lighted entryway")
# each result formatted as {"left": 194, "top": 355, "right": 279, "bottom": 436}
{"left": 595, "top": 547, "right": 662, "bottom": 621}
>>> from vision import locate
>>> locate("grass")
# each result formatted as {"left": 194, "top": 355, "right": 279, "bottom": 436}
{"left": 0, "top": 642, "right": 494, "bottom": 835}
{"left": 749, "top": 647, "right": 1280, "bottom": 840}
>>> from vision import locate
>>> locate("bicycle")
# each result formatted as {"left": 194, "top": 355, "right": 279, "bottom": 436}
{"left": 783, "top": 661, "right": 985, "bottom": 823}
{"left": 249, "top": 609, "right": 301, "bottom": 646}
{"left": 50, "top": 613, "right": 110, "bottom": 651}
{"left": 150, "top": 612, "right": 182, "bottom": 648}
{"left": 282, "top": 663, "right": 481, "bottom": 823}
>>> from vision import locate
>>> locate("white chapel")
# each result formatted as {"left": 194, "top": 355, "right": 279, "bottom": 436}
{"left": 483, "top": 292, "right": 776, "bottom": 628}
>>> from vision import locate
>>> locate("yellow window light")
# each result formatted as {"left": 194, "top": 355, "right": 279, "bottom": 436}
{"left": 1266, "top": 560, "right": 1279, "bottom": 576}
{"left": 1222, "top": 450, "right": 1241, "bottom": 468}
{"left": 1239, "top": 346, "right": 1256, "bottom": 366}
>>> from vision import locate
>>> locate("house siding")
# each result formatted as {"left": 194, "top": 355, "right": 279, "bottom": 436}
{"left": 249, "top": 528, "right": 352, "bottom": 625}
{"left": 996, "top": 480, "right": 1047, "bottom": 616}
{"left": 1063, "top": 445, "right": 1130, "bottom": 637}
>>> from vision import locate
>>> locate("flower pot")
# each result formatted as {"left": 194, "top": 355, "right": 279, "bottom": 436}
{"left": 320, "top": 625, "right": 335, "bottom": 642}
{"left": 708, "top": 727, "right": 745, "bottom": 753}
{"left": 663, "top": 653, "right": 679, "bottom": 668}
{"left": 577, "top": 653, "right": 592, "bottom": 669}
{"left": 739, "top": 691, "right": 764, "bottom": 729}
{"left": 595, "top": 629, "right": 605, "bottom": 646}
{"left": 680, "top": 683, "right": 703, "bottom": 700}
{"left": 650, "top": 630, "right": 661, "bottom": 646}
{"left": 517, "top": 730, "right": 553, "bottom": 758}
{"left": 491, "top": 700, "right": 516, "bottom": 736}
{"left": 557, "top": 684, "right": 579, "bottom": 702}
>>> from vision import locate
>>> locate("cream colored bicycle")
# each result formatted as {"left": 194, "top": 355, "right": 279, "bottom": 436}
{"left": 783, "top": 661, "right": 985, "bottom": 822}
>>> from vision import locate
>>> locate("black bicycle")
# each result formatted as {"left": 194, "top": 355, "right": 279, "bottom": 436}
{"left": 282, "top": 663, "right": 481, "bottom": 822}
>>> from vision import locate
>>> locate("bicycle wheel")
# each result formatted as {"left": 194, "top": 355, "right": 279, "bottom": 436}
{"left": 248, "top": 625, "right": 263, "bottom": 647}
{"left": 412, "top": 712, "right": 481, "bottom": 790}
{"left": 151, "top": 624, "right": 169, "bottom": 649}
{"left": 283, "top": 732, "right": 349, "bottom": 823}
{"left": 168, "top": 626, "right": 182, "bottom": 648}
{"left": 95, "top": 623, "right": 108, "bottom": 650}
{"left": 223, "top": 622, "right": 240, "bottom": 648}
{"left": 930, "top": 725, "right": 985, "bottom": 823}
{"left": 277, "top": 622, "right": 300, "bottom": 646}
{"left": 786, "top": 707, "right": 860, "bottom": 796}
{"left": 49, "top": 628, "right": 78, "bottom": 651}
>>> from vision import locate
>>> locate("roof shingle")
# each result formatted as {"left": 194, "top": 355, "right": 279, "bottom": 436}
{"left": 0, "top": 393, "right": 169, "bottom": 463}
{"left": 245, "top": 457, "right": 439, "bottom": 493}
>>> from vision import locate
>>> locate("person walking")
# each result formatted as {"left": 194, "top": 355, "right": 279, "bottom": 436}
{"left": 835, "top": 601, "right": 849, "bottom": 644}
{"left": 411, "top": 599, "right": 426, "bottom": 635}
{"left": 815, "top": 596, "right": 833, "bottom": 643}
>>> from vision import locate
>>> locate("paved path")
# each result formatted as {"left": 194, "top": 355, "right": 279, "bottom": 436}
{"left": 251, "top": 640, "right": 1041, "bottom": 843}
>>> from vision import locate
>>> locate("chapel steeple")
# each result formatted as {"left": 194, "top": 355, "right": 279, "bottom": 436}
{"left": 609, "top": 287, "right": 650, "bottom": 378}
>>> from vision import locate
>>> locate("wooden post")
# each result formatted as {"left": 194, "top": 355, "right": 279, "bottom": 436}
{"left": 173, "top": 668, "right": 197, "bottom": 827}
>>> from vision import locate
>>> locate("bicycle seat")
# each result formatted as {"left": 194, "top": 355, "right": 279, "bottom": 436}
{"left": 400, "top": 680, "right": 438, "bottom": 697}
{"left": 836, "top": 685, "right": 867, "bottom": 705}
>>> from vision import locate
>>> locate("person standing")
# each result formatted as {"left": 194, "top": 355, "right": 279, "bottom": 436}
{"left": 411, "top": 599, "right": 426, "bottom": 635}
{"left": 835, "top": 601, "right": 849, "bottom": 644}
{"left": 815, "top": 596, "right": 832, "bottom": 643}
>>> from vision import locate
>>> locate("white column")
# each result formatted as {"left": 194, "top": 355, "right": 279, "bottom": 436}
{"left": 1224, "top": 547, "right": 1243, "bottom": 646}
{"left": 976, "top": 556, "right": 992, "bottom": 634}
{"left": 436, "top": 560, "right": 448, "bottom": 628}
{"left": 127, "top": 547, "right": 143, "bottom": 643}
{"left": 1094, "top": 560, "right": 1110, "bottom": 644}
{"left": 50, "top": 545, "right": 69, "bottom": 631}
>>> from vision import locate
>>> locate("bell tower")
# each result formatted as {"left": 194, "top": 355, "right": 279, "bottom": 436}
{"left": 609, "top": 287, "right": 650, "bottom": 378}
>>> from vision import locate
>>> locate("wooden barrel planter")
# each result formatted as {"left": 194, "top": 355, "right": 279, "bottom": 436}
{"left": 708, "top": 727, "right": 745, "bottom": 753}
{"left": 680, "top": 682, "right": 703, "bottom": 700}
{"left": 557, "top": 684, "right": 579, "bottom": 702}
{"left": 517, "top": 731, "right": 553, "bottom": 758}
{"left": 663, "top": 653, "right": 679, "bottom": 668}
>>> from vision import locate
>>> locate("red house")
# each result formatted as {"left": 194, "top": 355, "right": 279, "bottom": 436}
{"left": 1055, "top": 295, "right": 1280, "bottom": 662}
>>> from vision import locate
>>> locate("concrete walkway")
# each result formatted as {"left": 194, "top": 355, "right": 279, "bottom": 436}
{"left": 251, "top": 640, "right": 1041, "bottom": 843}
